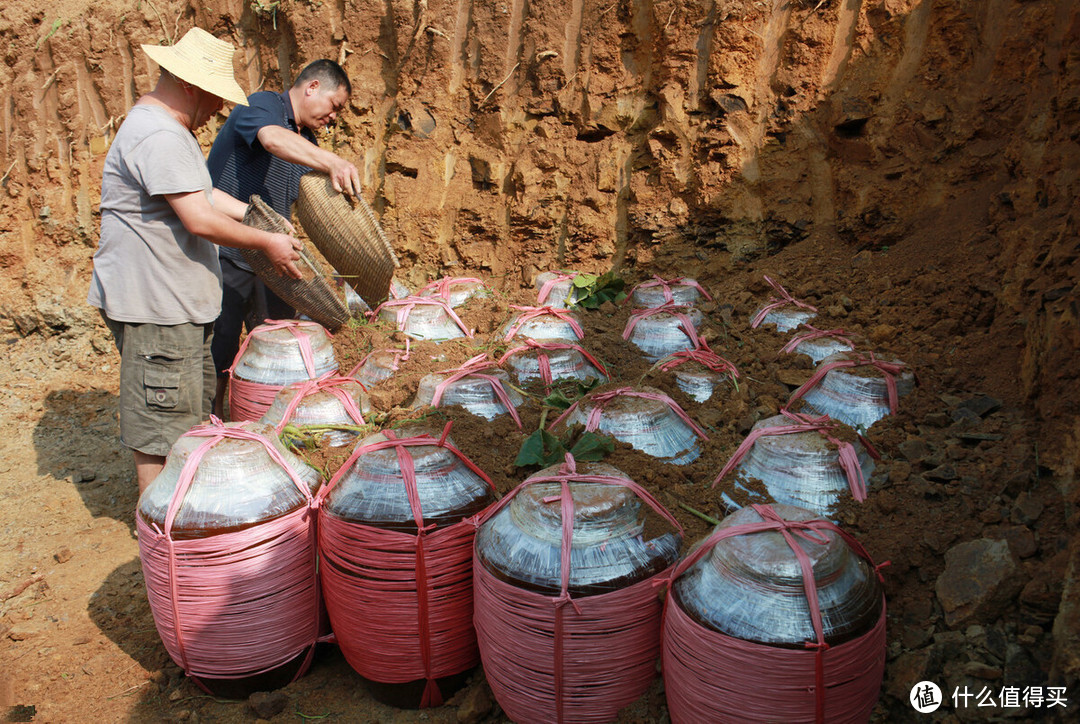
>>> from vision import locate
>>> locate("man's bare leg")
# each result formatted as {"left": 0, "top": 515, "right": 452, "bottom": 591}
{"left": 213, "top": 376, "right": 228, "bottom": 420}
{"left": 134, "top": 450, "right": 166, "bottom": 495}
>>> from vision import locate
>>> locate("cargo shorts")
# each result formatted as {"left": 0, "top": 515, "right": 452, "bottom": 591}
{"left": 102, "top": 313, "right": 215, "bottom": 457}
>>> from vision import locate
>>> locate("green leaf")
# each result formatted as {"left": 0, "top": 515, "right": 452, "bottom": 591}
{"left": 572, "top": 273, "right": 597, "bottom": 288}
{"left": 514, "top": 429, "right": 566, "bottom": 467}
{"left": 569, "top": 432, "right": 614, "bottom": 462}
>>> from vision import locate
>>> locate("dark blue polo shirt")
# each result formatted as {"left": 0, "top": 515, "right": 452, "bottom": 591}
{"left": 208, "top": 90, "right": 317, "bottom": 267}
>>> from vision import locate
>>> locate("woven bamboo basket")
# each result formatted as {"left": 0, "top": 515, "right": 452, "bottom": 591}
{"left": 240, "top": 196, "right": 351, "bottom": 331}
{"left": 295, "top": 172, "right": 399, "bottom": 309}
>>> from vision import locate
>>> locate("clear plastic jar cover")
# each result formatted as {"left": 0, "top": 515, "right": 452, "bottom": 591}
{"left": 351, "top": 349, "right": 404, "bottom": 388}
{"left": 500, "top": 311, "right": 583, "bottom": 342}
{"left": 378, "top": 298, "right": 468, "bottom": 342}
{"left": 475, "top": 463, "right": 681, "bottom": 595}
{"left": 632, "top": 281, "right": 702, "bottom": 308}
{"left": 626, "top": 308, "right": 703, "bottom": 362}
{"left": 535, "top": 272, "right": 585, "bottom": 309}
{"left": 726, "top": 415, "right": 875, "bottom": 519}
{"left": 673, "top": 504, "right": 882, "bottom": 646}
{"left": 800, "top": 351, "right": 915, "bottom": 430}
{"left": 138, "top": 422, "right": 321, "bottom": 535}
{"left": 674, "top": 366, "right": 725, "bottom": 403}
{"left": 323, "top": 426, "right": 493, "bottom": 525}
{"left": 413, "top": 370, "right": 524, "bottom": 420}
{"left": 260, "top": 380, "right": 373, "bottom": 448}
{"left": 790, "top": 335, "right": 854, "bottom": 364}
{"left": 233, "top": 326, "right": 338, "bottom": 385}
{"left": 562, "top": 387, "right": 702, "bottom": 465}
{"left": 752, "top": 307, "right": 817, "bottom": 333}
{"left": 418, "top": 279, "right": 490, "bottom": 308}
{"left": 504, "top": 342, "right": 607, "bottom": 386}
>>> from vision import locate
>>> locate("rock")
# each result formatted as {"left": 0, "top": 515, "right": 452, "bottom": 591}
{"left": 924, "top": 412, "right": 951, "bottom": 427}
{"left": 456, "top": 681, "right": 494, "bottom": 724}
{"left": 961, "top": 661, "right": 1002, "bottom": 680}
{"left": 956, "top": 395, "right": 1002, "bottom": 418}
{"left": 1010, "top": 491, "right": 1043, "bottom": 525}
{"left": 898, "top": 438, "right": 931, "bottom": 463}
{"left": 985, "top": 525, "right": 1036, "bottom": 558}
{"left": 886, "top": 648, "right": 935, "bottom": 700}
{"left": 53, "top": 547, "right": 73, "bottom": 564}
{"left": 925, "top": 464, "right": 958, "bottom": 482}
{"left": 168, "top": 688, "right": 184, "bottom": 702}
{"left": 1004, "top": 644, "right": 1042, "bottom": 689}
{"left": 869, "top": 324, "right": 898, "bottom": 343}
{"left": 776, "top": 368, "right": 810, "bottom": 387}
{"left": 7, "top": 624, "right": 39, "bottom": 641}
{"left": 936, "top": 538, "right": 1023, "bottom": 627}
{"left": 950, "top": 406, "right": 983, "bottom": 424}
{"left": 1051, "top": 540, "right": 1080, "bottom": 685}
{"left": 887, "top": 461, "right": 911, "bottom": 484}
{"left": 249, "top": 691, "right": 289, "bottom": 719}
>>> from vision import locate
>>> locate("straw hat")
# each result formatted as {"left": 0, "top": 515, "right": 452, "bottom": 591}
{"left": 141, "top": 27, "right": 248, "bottom": 106}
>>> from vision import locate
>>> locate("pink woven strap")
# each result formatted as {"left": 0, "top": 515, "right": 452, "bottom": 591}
{"left": 472, "top": 454, "right": 681, "bottom": 723}
{"left": 138, "top": 507, "right": 319, "bottom": 688}
{"left": 346, "top": 339, "right": 412, "bottom": 378}
{"left": 711, "top": 409, "right": 879, "bottom": 501}
{"left": 430, "top": 354, "right": 523, "bottom": 429}
{"left": 271, "top": 372, "right": 368, "bottom": 435}
{"left": 657, "top": 338, "right": 739, "bottom": 379}
{"left": 627, "top": 275, "right": 712, "bottom": 304}
{"left": 780, "top": 325, "right": 856, "bottom": 355}
{"left": 663, "top": 503, "right": 886, "bottom": 724}
{"left": 497, "top": 339, "right": 609, "bottom": 389}
{"left": 537, "top": 272, "right": 578, "bottom": 305}
{"left": 549, "top": 387, "right": 708, "bottom": 441}
{"left": 663, "top": 586, "right": 886, "bottom": 724}
{"left": 417, "top": 276, "right": 486, "bottom": 301}
{"left": 789, "top": 353, "right": 908, "bottom": 414}
{"left": 315, "top": 425, "right": 494, "bottom": 708}
{"left": 621, "top": 303, "right": 699, "bottom": 344}
{"left": 316, "top": 422, "right": 495, "bottom": 509}
{"left": 750, "top": 276, "right": 819, "bottom": 328}
{"left": 320, "top": 514, "right": 481, "bottom": 706}
{"left": 503, "top": 305, "right": 584, "bottom": 342}
{"left": 371, "top": 296, "right": 474, "bottom": 338}
{"left": 227, "top": 320, "right": 329, "bottom": 422}
{"left": 228, "top": 319, "right": 326, "bottom": 380}
{"left": 140, "top": 418, "right": 318, "bottom": 687}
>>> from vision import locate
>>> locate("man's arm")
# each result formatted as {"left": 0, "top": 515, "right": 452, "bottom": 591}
{"left": 256, "top": 125, "right": 362, "bottom": 197}
{"left": 211, "top": 188, "right": 297, "bottom": 233}
{"left": 166, "top": 191, "right": 303, "bottom": 279}
{"left": 211, "top": 188, "right": 250, "bottom": 221}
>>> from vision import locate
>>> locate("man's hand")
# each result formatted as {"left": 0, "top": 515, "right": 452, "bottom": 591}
{"left": 263, "top": 232, "right": 304, "bottom": 279}
{"left": 327, "top": 156, "right": 361, "bottom": 197}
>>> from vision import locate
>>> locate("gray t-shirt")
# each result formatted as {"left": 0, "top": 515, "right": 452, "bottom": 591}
{"left": 88, "top": 104, "right": 222, "bottom": 325}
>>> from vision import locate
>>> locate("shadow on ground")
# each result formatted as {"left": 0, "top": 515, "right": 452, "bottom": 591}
{"left": 32, "top": 388, "right": 136, "bottom": 531}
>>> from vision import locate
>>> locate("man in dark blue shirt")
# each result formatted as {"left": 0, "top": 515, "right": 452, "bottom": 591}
{"left": 207, "top": 59, "right": 360, "bottom": 417}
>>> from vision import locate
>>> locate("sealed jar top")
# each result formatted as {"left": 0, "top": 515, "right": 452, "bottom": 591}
{"left": 260, "top": 379, "right": 372, "bottom": 430}
{"left": 674, "top": 504, "right": 882, "bottom": 646}
{"left": 322, "top": 424, "right": 493, "bottom": 526}
{"left": 233, "top": 325, "right": 338, "bottom": 385}
{"left": 138, "top": 422, "right": 321, "bottom": 538}
{"left": 476, "top": 462, "right": 681, "bottom": 596}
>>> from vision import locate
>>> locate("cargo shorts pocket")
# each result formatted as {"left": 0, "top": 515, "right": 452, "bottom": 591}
{"left": 143, "top": 356, "right": 182, "bottom": 409}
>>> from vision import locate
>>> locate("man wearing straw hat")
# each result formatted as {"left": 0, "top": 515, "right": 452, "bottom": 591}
{"left": 87, "top": 27, "right": 304, "bottom": 494}
{"left": 206, "top": 59, "right": 360, "bottom": 419}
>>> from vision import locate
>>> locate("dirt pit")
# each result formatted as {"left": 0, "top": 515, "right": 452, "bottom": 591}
{"left": 4, "top": 246, "right": 1074, "bottom": 722}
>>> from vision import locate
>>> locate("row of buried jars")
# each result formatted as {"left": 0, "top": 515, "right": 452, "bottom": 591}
{"left": 136, "top": 271, "right": 914, "bottom": 722}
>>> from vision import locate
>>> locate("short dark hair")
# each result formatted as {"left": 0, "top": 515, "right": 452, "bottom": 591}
{"left": 294, "top": 60, "right": 351, "bottom": 96}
